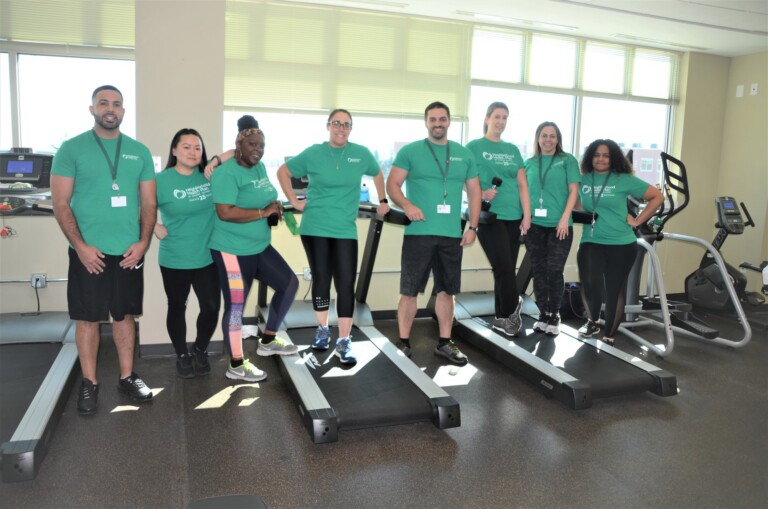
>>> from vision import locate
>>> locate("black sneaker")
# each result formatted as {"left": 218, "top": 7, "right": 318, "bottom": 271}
{"left": 533, "top": 313, "right": 550, "bottom": 333}
{"left": 77, "top": 378, "right": 99, "bottom": 415}
{"left": 396, "top": 340, "right": 412, "bottom": 358}
{"left": 176, "top": 353, "right": 195, "bottom": 379}
{"left": 434, "top": 341, "right": 468, "bottom": 366}
{"left": 193, "top": 348, "right": 210, "bottom": 376}
{"left": 578, "top": 320, "right": 600, "bottom": 338}
{"left": 545, "top": 314, "right": 561, "bottom": 336}
{"left": 118, "top": 372, "right": 153, "bottom": 402}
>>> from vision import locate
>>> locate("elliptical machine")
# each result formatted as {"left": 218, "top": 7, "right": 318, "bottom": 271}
{"left": 684, "top": 198, "right": 764, "bottom": 309}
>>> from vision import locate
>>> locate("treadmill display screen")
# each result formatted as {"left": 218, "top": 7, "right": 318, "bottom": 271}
{"left": 7, "top": 160, "right": 34, "bottom": 174}
{"left": 722, "top": 200, "right": 736, "bottom": 210}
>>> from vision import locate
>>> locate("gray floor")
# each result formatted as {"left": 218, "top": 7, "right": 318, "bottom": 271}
{"left": 1, "top": 312, "right": 766, "bottom": 509}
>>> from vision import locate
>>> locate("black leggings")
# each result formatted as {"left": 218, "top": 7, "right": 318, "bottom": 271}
{"left": 525, "top": 224, "right": 573, "bottom": 315}
{"left": 577, "top": 242, "right": 637, "bottom": 337}
{"left": 477, "top": 219, "right": 522, "bottom": 317}
{"left": 159, "top": 263, "right": 221, "bottom": 356}
{"left": 301, "top": 235, "right": 357, "bottom": 318}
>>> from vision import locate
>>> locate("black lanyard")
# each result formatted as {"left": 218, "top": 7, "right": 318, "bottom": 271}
{"left": 92, "top": 130, "right": 123, "bottom": 193}
{"left": 590, "top": 171, "right": 612, "bottom": 236}
{"left": 537, "top": 154, "right": 556, "bottom": 207}
{"left": 425, "top": 139, "right": 450, "bottom": 202}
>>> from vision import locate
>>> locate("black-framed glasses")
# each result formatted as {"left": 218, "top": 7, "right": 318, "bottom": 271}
{"left": 328, "top": 120, "right": 353, "bottom": 130}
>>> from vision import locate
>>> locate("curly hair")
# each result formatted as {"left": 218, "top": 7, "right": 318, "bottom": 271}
{"left": 580, "top": 139, "right": 633, "bottom": 175}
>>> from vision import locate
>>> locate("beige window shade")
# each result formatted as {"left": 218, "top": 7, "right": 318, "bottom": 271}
{"left": 224, "top": 1, "right": 472, "bottom": 118}
{"left": 0, "top": 0, "right": 134, "bottom": 48}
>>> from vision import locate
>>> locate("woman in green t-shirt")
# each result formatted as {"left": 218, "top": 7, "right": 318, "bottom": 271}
{"left": 524, "top": 122, "right": 581, "bottom": 336}
{"left": 210, "top": 118, "right": 300, "bottom": 382}
{"left": 576, "top": 139, "right": 663, "bottom": 344}
{"left": 466, "top": 102, "right": 531, "bottom": 338}
{"left": 154, "top": 128, "right": 219, "bottom": 379}
{"left": 276, "top": 109, "right": 389, "bottom": 365}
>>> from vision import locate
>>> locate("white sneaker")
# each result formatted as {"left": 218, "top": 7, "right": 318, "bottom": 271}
{"left": 226, "top": 358, "right": 267, "bottom": 382}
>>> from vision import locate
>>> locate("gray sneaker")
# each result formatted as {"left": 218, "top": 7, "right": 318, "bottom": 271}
{"left": 226, "top": 359, "right": 267, "bottom": 382}
{"left": 493, "top": 316, "right": 521, "bottom": 338}
{"left": 257, "top": 337, "right": 299, "bottom": 356}
{"left": 493, "top": 318, "right": 519, "bottom": 337}
{"left": 434, "top": 341, "right": 468, "bottom": 365}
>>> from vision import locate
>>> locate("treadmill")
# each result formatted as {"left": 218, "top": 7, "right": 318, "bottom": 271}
{"left": 255, "top": 204, "right": 460, "bottom": 443}
{"left": 0, "top": 312, "right": 78, "bottom": 482}
{"left": 447, "top": 210, "right": 677, "bottom": 410}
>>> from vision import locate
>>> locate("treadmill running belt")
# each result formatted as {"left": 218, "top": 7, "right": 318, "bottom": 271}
{"left": 477, "top": 315, "right": 656, "bottom": 398}
{"left": 286, "top": 327, "right": 434, "bottom": 429}
{"left": 0, "top": 343, "right": 62, "bottom": 444}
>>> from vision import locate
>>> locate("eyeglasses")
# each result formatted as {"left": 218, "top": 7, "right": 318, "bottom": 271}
{"left": 328, "top": 120, "right": 353, "bottom": 130}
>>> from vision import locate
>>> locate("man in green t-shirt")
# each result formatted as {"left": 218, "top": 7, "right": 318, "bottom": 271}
{"left": 51, "top": 85, "right": 156, "bottom": 415}
{"left": 386, "top": 101, "right": 482, "bottom": 365}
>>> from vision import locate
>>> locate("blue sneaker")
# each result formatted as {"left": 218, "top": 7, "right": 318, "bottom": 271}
{"left": 335, "top": 337, "right": 357, "bottom": 364}
{"left": 312, "top": 326, "right": 331, "bottom": 350}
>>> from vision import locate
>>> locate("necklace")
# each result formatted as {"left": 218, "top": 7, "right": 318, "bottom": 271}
{"left": 329, "top": 144, "right": 347, "bottom": 170}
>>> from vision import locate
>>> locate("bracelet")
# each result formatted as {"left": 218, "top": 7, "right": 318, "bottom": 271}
{"left": 380, "top": 198, "right": 389, "bottom": 204}
{"left": 258, "top": 209, "right": 262, "bottom": 219}
{"left": 211, "top": 155, "right": 222, "bottom": 166}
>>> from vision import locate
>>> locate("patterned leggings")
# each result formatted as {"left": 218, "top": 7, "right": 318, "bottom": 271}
{"left": 525, "top": 224, "right": 574, "bottom": 315}
{"left": 211, "top": 246, "right": 298, "bottom": 360}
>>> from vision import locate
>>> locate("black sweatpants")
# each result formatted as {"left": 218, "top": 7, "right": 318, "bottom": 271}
{"left": 477, "top": 218, "right": 522, "bottom": 317}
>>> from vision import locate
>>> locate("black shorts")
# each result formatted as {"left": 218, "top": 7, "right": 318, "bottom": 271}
{"left": 400, "top": 235, "right": 463, "bottom": 297}
{"left": 67, "top": 247, "right": 144, "bottom": 322}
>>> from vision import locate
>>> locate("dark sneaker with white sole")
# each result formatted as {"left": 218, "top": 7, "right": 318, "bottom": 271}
{"left": 578, "top": 320, "right": 600, "bottom": 338}
{"left": 434, "top": 341, "right": 468, "bottom": 365}
{"left": 545, "top": 314, "right": 561, "bottom": 336}
{"left": 533, "top": 313, "right": 550, "bottom": 333}
{"left": 118, "top": 372, "right": 153, "bottom": 402}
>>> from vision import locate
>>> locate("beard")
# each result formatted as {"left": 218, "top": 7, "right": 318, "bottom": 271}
{"left": 93, "top": 113, "right": 122, "bottom": 131}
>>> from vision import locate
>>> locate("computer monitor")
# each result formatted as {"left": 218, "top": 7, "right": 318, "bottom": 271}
{"left": 0, "top": 151, "right": 53, "bottom": 188}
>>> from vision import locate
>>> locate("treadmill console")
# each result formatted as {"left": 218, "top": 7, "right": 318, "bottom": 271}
{"left": 0, "top": 148, "right": 54, "bottom": 190}
{"left": 715, "top": 196, "right": 745, "bottom": 234}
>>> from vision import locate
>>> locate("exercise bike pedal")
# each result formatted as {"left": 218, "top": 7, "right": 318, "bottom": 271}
{"left": 670, "top": 312, "right": 719, "bottom": 340}
{"left": 643, "top": 297, "right": 692, "bottom": 313}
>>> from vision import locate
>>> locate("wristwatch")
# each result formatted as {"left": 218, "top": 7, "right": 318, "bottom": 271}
{"left": 468, "top": 225, "right": 479, "bottom": 232}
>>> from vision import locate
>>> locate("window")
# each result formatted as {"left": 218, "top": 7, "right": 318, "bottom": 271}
{"left": 17, "top": 55, "right": 135, "bottom": 152}
{"left": 0, "top": 53, "right": 11, "bottom": 150}
{"left": 469, "top": 86, "right": 575, "bottom": 159}
{"left": 640, "top": 158, "right": 654, "bottom": 172}
{"left": 579, "top": 97, "right": 668, "bottom": 185}
{"left": 582, "top": 43, "right": 626, "bottom": 94}
{"left": 529, "top": 35, "right": 577, "bottom": 89}
{"left": 471, "top": 30, "right": 524, "bottom": 84}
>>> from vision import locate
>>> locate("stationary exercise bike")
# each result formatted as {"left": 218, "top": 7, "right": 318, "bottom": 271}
{"left": 685, "top": 197, "right": 765, "bottom": 309}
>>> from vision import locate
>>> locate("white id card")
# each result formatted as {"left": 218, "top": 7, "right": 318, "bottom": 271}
{"left": 437, "top": 204, "right": 451, "bottom": 214}
{"left": 111, "top": 196, "right": 127, "bottom": 208}
{"left": 534, "top": 208, "right": 548, "bottom": 218}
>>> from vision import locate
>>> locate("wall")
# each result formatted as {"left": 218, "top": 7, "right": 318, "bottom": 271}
{"left": 717, "top": 51, "right": 768, "bottom": 291}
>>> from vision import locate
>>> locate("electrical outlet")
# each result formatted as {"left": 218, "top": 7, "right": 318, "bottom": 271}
{"left": 31, "top": 273, "right": 47, "bottom": 288}
{"left": 303, "top": 267, "right": 312, "bottom": 281}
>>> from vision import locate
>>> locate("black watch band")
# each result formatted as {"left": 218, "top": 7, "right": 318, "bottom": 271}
{"left": 380, "top": 198, "right": 389, "bottom": 204}
{"left": 468, "top": 225, "right": 478, "bottom": 232}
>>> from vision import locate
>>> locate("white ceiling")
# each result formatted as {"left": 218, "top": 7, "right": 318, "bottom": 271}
{"left": 285, "top": 0, "right": 768, "bottom": 57}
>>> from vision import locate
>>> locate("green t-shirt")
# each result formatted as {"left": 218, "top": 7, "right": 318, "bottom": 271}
{"left": 392, "top": 139, "right": 477, "bottom": 238}
{"left": 287, "top": 142, "right": 379, "bottom": 239}
{"left": 465, "top": 137, "right": 525, "bottom": 221}
{"left": 579, "top": 172, "right": 650, "bottom": 245}
{"left": 209, "top": 159, "right": 276, "bottom": 255}
{"left": 524, "top": 153, "right": 581, "bottom": 227}
{"left": 51, "top": 130, "right": 155, "bottom": 255}
{"left": 156, "top": 167, "right": 215, "bottom": 269}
